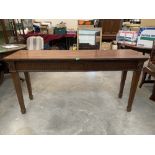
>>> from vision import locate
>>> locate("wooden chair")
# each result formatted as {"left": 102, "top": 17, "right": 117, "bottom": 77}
{"left": 0, "top": 19, "right": 26, "bottom": 44}
{"left": 139, "top": 40, "right": 155, "bottom": 100}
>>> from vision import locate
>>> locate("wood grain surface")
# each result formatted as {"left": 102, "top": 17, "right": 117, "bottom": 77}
{"left": 3, "top": 50, "right": 148, "bottom": 61}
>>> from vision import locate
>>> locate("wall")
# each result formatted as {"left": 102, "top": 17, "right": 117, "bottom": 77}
{"left": 35, "top": 19, "right": 78, "bottom": 30}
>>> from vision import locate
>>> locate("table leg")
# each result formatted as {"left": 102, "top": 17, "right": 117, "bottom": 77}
{"left": 118, "top": 70, "right": 127, "bottom": 98}
{"left": 11, "top": 72, "right": 26, "bottom": 114}
{"left": 149, "top": 82, "right": 155, "bottom": 101}
{"left": 65, "top": 38, "right": 68, "bottom": 50}
{"left": 0, "top": 70, "right": 4, "bottom": 85}
{"left": 127, "top": 70, "right": 141, "bottom": 112}
{"left": 24, "top": 72, "right": 33, "bottom": 100}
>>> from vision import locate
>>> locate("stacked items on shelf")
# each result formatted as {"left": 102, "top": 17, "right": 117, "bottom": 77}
{"left": 122, "top": 19, "right": 140, "bottom": 32}
{"left": 138, "top": 20, "right": 155, "bottom": 48}
{"left": 54, "top": 22, "right": 66, "bottom": 34}
{"left": 33, "top": 21, "right": 70, "bottom": 35}
{"left": 40, "top": 22, "right": 53, "bottom": 34}
{"left": 117, "top": 27, "right": 155, "bottom": 48}
{"left": 121, "top": 20, "right": 155, "bottom": 48}
{"left": 137, "top": 27, "right": 155, "bottom": 48}
{"left": 116, "top": 30, "right": 138, "bottom": 45}
{"left": 33, "top": 21, "right": 53, "bottom": 34}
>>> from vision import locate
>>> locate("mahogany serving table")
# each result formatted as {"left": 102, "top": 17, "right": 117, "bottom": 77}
{"left": 3, "top": 50, "right": 148, "bottom": 114}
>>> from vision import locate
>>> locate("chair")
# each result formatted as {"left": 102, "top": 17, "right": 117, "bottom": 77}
{"left": 27, "top": 36, "right": 44, "bottom": 50}
{"left": 139, "top": 40, "right": 155, "bottom": 100}
{"left": 0, "top": 19, "right": 26, "bottom": 44}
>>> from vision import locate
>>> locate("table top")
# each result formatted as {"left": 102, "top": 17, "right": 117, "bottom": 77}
{"left": 4, "top": 50, "right": 149, "bottom": 61}
{"left": 0, "top": 44, "right": 26, "bottom": 54}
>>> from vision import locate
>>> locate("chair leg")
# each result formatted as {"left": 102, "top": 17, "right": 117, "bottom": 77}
{"left": 149, "top": 82, "right": 155, "bottom": 101}
{"left": 148, "top": 74, "right": 152, "bottom": 80}
{"left": 0, "top": 71, "right": 4, "bottom": 85}
{"left": 139, "top": 71, "right": 147, "bottom": 88}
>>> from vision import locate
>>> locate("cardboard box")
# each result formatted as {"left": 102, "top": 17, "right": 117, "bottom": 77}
{"left": 130, "top": 27, "right": 140, "bottom": 32}
{"left": 101, "top": 42, "right": 112, "bottom": 50}
{"left": 141, "top": 20, "right": 155, "bottom": 27}
{"left": 56, "top": 22, "right": 66, "bottom": 28}
{"left": 137, "top": 27, "right": 155, "bottom": 48}
{"left": 40, "top": 25, "right": 48, "bottom": 34}
{"left": 78, "top": 25, "right": 94, "bottom": 29}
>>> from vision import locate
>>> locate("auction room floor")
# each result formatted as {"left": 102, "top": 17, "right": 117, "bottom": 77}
{"left": 0, "top": 71, "right": 155, "bottom": 134}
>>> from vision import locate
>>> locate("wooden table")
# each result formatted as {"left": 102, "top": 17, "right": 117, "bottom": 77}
{"left": 0, "top": 44, "right": 26, "bottom": 56}
{"left": 3, "top": 50, "right": 148, "bottom": 114}
{"left": 118, "top": 43, "right": 152, "bottom": 55}
{"left": 0, "top": 44, "right": 26, "bottom": 85}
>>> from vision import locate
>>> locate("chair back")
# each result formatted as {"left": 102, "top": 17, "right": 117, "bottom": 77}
{"left": 0, "top": 19, "right": 26, "bottom": 44}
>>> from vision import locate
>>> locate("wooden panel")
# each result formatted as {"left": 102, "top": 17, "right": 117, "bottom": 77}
{"left": 99, "top": 19, "right": 122, "bottom": 41}
{"left": 13, "top": 60, "right": 140, "bottom": 72}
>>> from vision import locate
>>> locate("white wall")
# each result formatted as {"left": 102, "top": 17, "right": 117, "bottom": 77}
{"left": 35, "top": 19, "right": 78, "bottom": 30}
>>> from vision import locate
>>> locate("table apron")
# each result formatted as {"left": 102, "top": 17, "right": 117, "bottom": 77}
{"left": 8, "top": 60, "right": 144, "bottom": 72}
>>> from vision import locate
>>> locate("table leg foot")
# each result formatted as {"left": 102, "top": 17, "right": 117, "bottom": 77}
{"left": 21, "top": 108, "right": 26, "bottom": 114}
{"left": 127, "top": 106, "right": 132, "bottom": 112}
{"left": 30, "top": 95, "right": 33, "bottom": 100}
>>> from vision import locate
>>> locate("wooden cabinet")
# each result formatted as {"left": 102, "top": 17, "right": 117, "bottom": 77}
{"left": 98, "top": 19, "right": 122, "bottom": 41}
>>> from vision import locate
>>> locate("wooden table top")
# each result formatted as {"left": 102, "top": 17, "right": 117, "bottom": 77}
{"left": 0, "top": 44, "right": 26, "bottom": 54}
{"left": 3, "top": 50, "right": 149, "bottom": 61}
